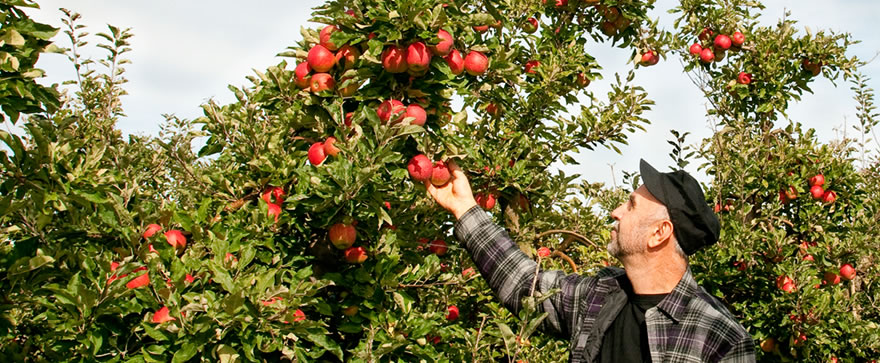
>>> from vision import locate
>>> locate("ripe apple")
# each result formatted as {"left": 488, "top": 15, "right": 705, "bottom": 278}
{"left": 126, "top": 271, "right": 150, "bottom": 289}
{"left": 736, "top": 72, "right": 751, "bottom": 85}
{"left": 307, "top": 45, "right": 336, "bottom": 73}
{"left": 338, "top": 77, "right": 359, "bottom": 97}
{"left": 802, "top": 59, "right": 821, "bottom": 76}
{"left": 164, "top": 229, "right": 186, "bottom": 248}
{"left": 329, "top": 221, "right": 357, "bottom": 249}
{"left": 688, "top": 43, "right": 702, "bottom": 56}
{"left": 731, "top": 31, "right": 745, "bottom": 47}
{"left": 430, "top": 29, "right": 454, "bottom": 56}
{"left": 699, "top": 48, "right": 715, "bottom": 63}
{"left": 809, "top": 185, "right": 824, "bottom": 199}
{"left": 151, "top": 306, "right": 176, "bottom": 324}
{"left": 445, "top": 49, "right": 465, "bottom": 75}
{"left": 267, "top": 203, "right": 281, "bottom": 223}
{"left": 640, "top": 50, "right": 658, "bottom": 66}
{"left": 406, "top": 42, "right": 433, "bottom": 73}
{"left": 599, "top": 21, "right": 616, "bottom": 36}
{"left": 776, "top": 275, "right": 795, "bottom": 293}
{"left": 143, "top": 224, "right": 162, "bottom": 239}
{"left": 809, "top": 174, "right": 825, "bottom": 187}
{"left": 342, "top": 305, "right": 359, "bottom": 316}
{"left": 462, "top": 267, "right": 475, "bottom": 278}
{"left": 344, "top": 246, "right": 368, "bottom": 264}
{"left": 308, "top": 142, "right": 327, "bottom": 166}
{"left": 823, "top": 271, "right": 840, "bottom": 285}
{"left": 335, "top": 44, "right": 360, "bottom": 70}
{"left": 324, "top": 137, "right": 340, "bottom": 157}
{"left": 524, "top": 60, "right": 540, "bottom": 74}
{"left": 733, "top": 261, "right": 747, "bottom": 271}
{"left": 475, "top": 192, "right": 496, "bottom": 210}
{"left": 294, "top": 62, "right": 311, "bottom": 89}
{"left": 760, "top": 338, "right": 776, "bottom": 353}
{"left": 822, "top": 190, "right": 837, "bottom": 204}
{"left": 793, "top": 333, "right": 807, "bottom": 347}
{"left": 840, "top": 263, "right": 856, "bottom": 280}
{"left": 698, "top": 27, "right": 714, "bottom": 42}
{"left": 382, "top": 45, "right": 408, "bottom": 73}
{"left": 522, "top": 17, "right": 538, "bottom": 33}
{"left": 408, "top": 154, "right": 433, "bottom": 182}
{"left": 464, "top": 51, "right": 488, "bottom": 76}
{"left": 405, "top": 104, "right": 427, "bottom": 126}
{"left": 431, "top": 160, "right": 451, "bottom": 186}
{"left": 292, "top": 309, "right": 306, "bottom": 322}
{"left": 344, "top": 112, "right": 353, "bottom": 126}
{"left": 713, "top": 34, "right": 732, "bottom": 50}
{"left": 430, "top": 239, "right": 448, "bottom": 256}
{"left": 319, "top": 25, "right": 339, "bottom": 51}
{"left": 377, "top": 99, "right": 406, "bottom": 124}
{"left": 310, "top": 73, "right": 335, "bottom": 93}
{"left": 576, "top": 73, "right": 590, "bottom": 88}
{"left": 472, "top": 24, "right": 489, "bottom": 33}
{"left": 486, "top": 103, "right": 501, "bottom": 118}
{"left": 446, "top": 305, "right": 459, "bottom": 320}
{"left": 537, "top": 247, "right": 551, "bottom": 258}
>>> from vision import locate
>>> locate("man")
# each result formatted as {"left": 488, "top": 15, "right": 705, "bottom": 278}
{"left": 425, "top": 159, "right": 755, "bottom": 362}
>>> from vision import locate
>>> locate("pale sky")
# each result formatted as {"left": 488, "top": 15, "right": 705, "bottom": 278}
{"left": 23, "top": 1, "right": 880, "bottom": 187}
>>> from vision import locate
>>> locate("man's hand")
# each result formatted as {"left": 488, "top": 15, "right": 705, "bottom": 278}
{"left": 425, "top": 160, "right": 477, "bottom": 220}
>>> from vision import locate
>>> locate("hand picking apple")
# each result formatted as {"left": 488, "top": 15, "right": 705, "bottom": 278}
{"left": 424, "top": 158, "right": 754, "bottom": 362}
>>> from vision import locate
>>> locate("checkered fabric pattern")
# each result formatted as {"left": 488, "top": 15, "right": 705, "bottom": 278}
{"left": 453, "top": 206, "right": 756, "bottom": 362}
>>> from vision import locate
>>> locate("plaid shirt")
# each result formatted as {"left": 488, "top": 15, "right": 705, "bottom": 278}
{"left": 454, "top": 206, "right": 756, "bottom": 362}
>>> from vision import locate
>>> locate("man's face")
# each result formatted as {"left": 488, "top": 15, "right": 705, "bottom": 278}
{"left": 607, "top": 185, "right": 666, "bottom": 259}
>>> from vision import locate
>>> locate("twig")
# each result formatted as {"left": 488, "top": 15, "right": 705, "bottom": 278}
{"left": 551, "top": 251, "right": 579, "bottom": 273}
{"left": 536, "top": 229, "right": 598, "bottom": 248}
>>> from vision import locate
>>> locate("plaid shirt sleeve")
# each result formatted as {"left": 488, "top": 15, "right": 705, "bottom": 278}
{"left": 454, "top": 205, "right": 596, "bottom": 338}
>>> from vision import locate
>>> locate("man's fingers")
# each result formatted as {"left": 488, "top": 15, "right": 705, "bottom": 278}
{"left": 447, "top": 159, "right": 467, "bottom": 180}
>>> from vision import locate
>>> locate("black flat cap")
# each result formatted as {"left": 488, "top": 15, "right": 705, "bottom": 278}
{"left": 639, "top": 159, "right": 720, "bottom": 255}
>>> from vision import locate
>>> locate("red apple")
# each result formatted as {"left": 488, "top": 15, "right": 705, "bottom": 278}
{"left": 731, "top": 31, "right": 745, "bottom": 46}
{"left": 126, "top": 271, "right": 150, "bottom": 289}
{"left": 822, "top": 190, "right": 837, "bottom": 204}
{"left": 810, "top": 185, "right": 824, "bottom": 199}
{"left": 329, "top": 221, "right": 357, "bottom": 249}
{"left": 377, "top": 99, "right": 406, "bottom": 124}
{"left": 431, "top": 160, "right": 451, "bottom": 186}
{"left": 537, "top": 247, "right": 551, "bottom": 258}
{"left": 342, "top": 305, "right": 359, "bottom": 316}
{"left": 698, "top": 27, "right": 714, "bottom": 42}
{"left": 344, "top": 246, "right": 368, "bottom": 264}
{"left": 599, "top": 21, "right": 616, "bottom": 36}
{"left": 809, "top": 174, "right": 825, "bottom": 187}
{"left": 405, "top": 104, "right": 427, "bottom": 126}
{"left": 430, "top": 240, "right": 448, "bottom": 256}
{"left": 406, "top": 42, "right": 433, "bottom": 73}
{"left": 151, "top": 306, "right": 176, "bottom": 324}
{"left": 308, "top": 142, "right": 327, "bottom": 166}
{"left": 823, "top": 271, "right": 840, "bottom": 285}
{"left": 382, "top": 45, "right": 408, "bottom": 73}
{"left": 462, "top": 267, "right": 475, "bottom": 278}
{"left": 464, "top": 51, "right": 488, "bottom": 76}
{"left": 335, "top": 44, "right": 360, "bottom": 70}
{"left": 446, "top": 305, "right": 459, "bottom": 320}
{"left": 307, "top": 44, "right": 336, "bottom": 73}
{"left": 472, "top": 25, "right": 489, "bottom": 33}
{"left": 576, "top": 73, "right": 590, "bottom": 87}
{"left": 640, "top": 50, "right": 658, "bottom": 66}
{"left": 143, "top": 224, "right": 162, "bottom": 239}
{"left": 294, "top": 62, "right": 311, "bottom": 89}
{"left": 486, "top": 103, "right": 501, "bottom": 118}
{"left": 793, "top": 333, "right": 807, "bottom": 347}
{"left": 737, "top": 72, "right": 751, "bottom": 85}
{"left": 840, "top": 263, "right": 856, "bottom": 280}
{"left": 267, "top": 203, "right": 281, "bottom": 223}
{"left": 733, "top": 261, "right": 747, "bottom": 271}
{"left": 310, "top": 73, "right": 335, "bottom": 93}
{"left": 319, "top": 25, "right": 339, "bottom": 51}
{"left": 408, "top": 154, "right": 433, "bottom": 182}
{"left": 802, "top": 254, "right": 814, "bottom": 261}
{"left": 430, "top": 29, "right": 454, "bottom": 56}
{"left": 760, "top": 338, "right": 776, "bottom": 353}
{"left": 776, "top": 275, "right": 795, "bottom": 293}
{"left": 344, "top": 112, "right": 353, "bottom": 126}
{"left": 699, "top": 48, "right": 715, "bottom": 63}
{"left": 522, "top": 17, "right": 539, "bottom": 33}
{"left": 475, "top": 192, "right": 496, "bottom": 210}
{"left": 445, "top": 49, "right": 465, "bottom": 75}
{"left": 802, "top": 59, "right": 821, "bottom": 76}
{"left": 185, "top": 273, "right": 195, "bottom": 284}
{"left": 689, "top": 43, "right": 703, "bottom": 56}
{"left": 338, "top": 76, "right": 359, "bottom": 97}
{"left": 713, "top": 34, "right": 731, "bottom": 50}
{"left": 324, "top": 137, "right": 340, "bottom": 157}
{"left": 524, "top": 60, "right": 540, "bottom": 74}
{"left": 164, "top": 229, "right": 186, "bottom": 248}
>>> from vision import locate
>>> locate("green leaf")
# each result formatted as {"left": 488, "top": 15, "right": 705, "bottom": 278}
{"left": 171, "top": 342, "right": 199, "bottom": 363}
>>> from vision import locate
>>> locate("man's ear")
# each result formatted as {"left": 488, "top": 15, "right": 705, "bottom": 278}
{"left": 647, "top": 220, "right": 674, "bottom": 249}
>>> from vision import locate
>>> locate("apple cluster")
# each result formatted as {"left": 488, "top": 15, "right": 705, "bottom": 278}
{"left": 688, "top": 28, "right": 745, "bottom": 64}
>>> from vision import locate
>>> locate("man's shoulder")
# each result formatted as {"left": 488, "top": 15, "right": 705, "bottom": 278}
{"left": 685, "top": 285, "right": 751, "bottom": 342}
